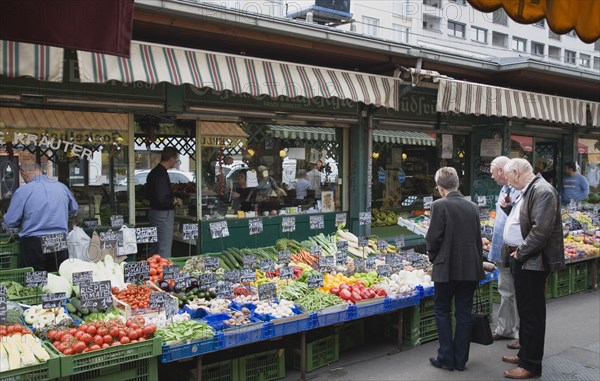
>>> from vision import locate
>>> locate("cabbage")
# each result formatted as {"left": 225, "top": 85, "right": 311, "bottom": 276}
{"left": 43, "top": 273, "right": 73, "bottom": 297}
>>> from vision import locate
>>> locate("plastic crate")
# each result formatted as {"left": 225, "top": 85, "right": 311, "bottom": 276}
{"left": 263, "top": 313, "right": 314, "bottom": 338}
{"left": 419, "top": 315, "right": 439, "bottom": 344}
{"left": 335, "top": 320, "right": 364, "bottom": 352}
{"left": 0, "top": 240, "right": 20, "bottom": 270}
{"left": 292, "top": 334, "right": 339, "bottom": 373}
{"left": 60, "top": 356, "right": 158, "bottom": 381}
{"left": 419, "top": 296, "right": 435, "bottom": 318}
{"left": 239, "top": 348, "right": 285, "bottom": 381}
{"left": 0, "top": 342, "right": 60, "bottom": 381}
{"left": 315, "top": 305, "right": 350, "bottom": 328}
{"left": 401, "top": 307, "right": 421, "bottom": 347}
{"left": 200, "top": 359, "right": 239, "bottom": 381}
{"left": 161, "top": 335, "right": 223, "bottom": 363}
{"left": 0, "top": 267, "right": 43, "bottom": 304}
{"left": 492, "top": 280, "right": 501, "bottom": 304}
{"left": 570, "top": 261, "right": 590, "bottom": 293}
{"left": 353, "top": 298, "right": 386, "bottom": 319}
{"left": 384, "top": 293, "right": 420, "bottom": 311}
{"left": 49, "top": 336, "right": 162, "bottom": 376}
{"left": 221, "top": 322, "right": 266, "bottom": 349}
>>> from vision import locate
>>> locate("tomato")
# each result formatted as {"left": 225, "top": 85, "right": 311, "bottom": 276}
{"left": 149, "top": 268, "right": 158, "bottom": 276}
{"left": 89, "top": 344, "right": 101, "bottom": 351}
{"left": 86, "top": 326, "right": 97, "bottom": 336}
{"left": 93, "top": 335, "right": 104, "bottom": 346}
{"left": 103, "top": 335, "right": 113, "bottom": 344}
{"left": 143, "top": 325, "right": 156, "bottom": 338}
{"left": 73, "top": 341, "right": 86, "bottom": 353}
{"left": 109, "top": 328, "right": 120, "bottom": 338}
{"left": 97, "top": 327, "right": 108, "bottom": 336}
{"left": 132, "top": 316, "right": 145, "bottom": 326}
{"left": 102, "top": 343, "right": 110, "bottom": 349}
{"left": 64, "top": 348, "right": 74, "bottom": 355}
{"left": 131, "top": 340, "right": 138, "bottom": 343}
{"left": 6, "top": 326, "right": 14, "bottom": 334}
{"left": 81, "top": 333, "right": 92, "bottom": 344}
{"left": 138, "top": 337, "right": 146, "bottom": 342}
{"left": 111, "top": 341, "right": 122, "bottom": 346}
{"left": 79, "top": 324, "right": 89, "bottom": 332}
{"left": 339, "top": 289, "right": 352, "bottom": 300}
{"left": 68, "top": 328, "right": 77, "bottom": 335}
{"left": 61, "top": 334, "right": 74, "bottom": 343}
{"left": 135, "top": 328, "right": 143, "bottom": 339}
{"left": 0, "top": 329, "right": 7, "bottom": 336}
{"left": 127, "top": 331, "right": 138, "bottom": 340}
{"left": 118, "top": 331, "right": 127, "bottom": 339}
{"left": 74, "top": 331, "right": 85, "bottom": 340}
{"left": 57, "top": 342, "right": 67, "bottom": 352}
{"left": 120, "top": 336, "right": 131, "bottom": 344}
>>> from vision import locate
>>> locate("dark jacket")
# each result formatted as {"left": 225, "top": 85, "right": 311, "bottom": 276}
{"left": 426, "top": 191, "right": 485, "bottom": 283}
{"left": 146, "top": 164, "right": 174, "bottom": 210}
{"left": 511, "top": 174, "right": 565, "bottom": 272}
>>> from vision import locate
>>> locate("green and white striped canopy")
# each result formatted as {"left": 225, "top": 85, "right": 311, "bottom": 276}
{"left": 77, "top": 41, "right": 403, "bottom": 111}
{"left": 0, "top": 40, "right": 63, "bottom": 82}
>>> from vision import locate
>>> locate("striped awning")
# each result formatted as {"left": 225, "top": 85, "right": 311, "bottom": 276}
{"left": 436, "top": 79, "right": 591, "bottom": 126}
{"left": 77, "top": 41, "right": 402, "bottom": 111}
{"left": 373, "top": 130, "right": 437, "bottom": 146}
{"left": 590, "top": 102, "right": 600, "bottom": 128}
{"left": 267, "top": 125, "right": 336, "bottom": 141}
{"left": 0, "top": 40, "right": 63, "bottom": 82}
{"left": 199, "top": 121, "right": 247, "bottom": 147}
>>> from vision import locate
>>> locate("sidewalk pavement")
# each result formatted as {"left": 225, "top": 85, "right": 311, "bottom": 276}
{"left": 284, "top": 289, "right": 600, "bottom": 381}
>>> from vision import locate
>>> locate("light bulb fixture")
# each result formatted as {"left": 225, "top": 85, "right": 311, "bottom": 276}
{"left": 458, "top": 151, "right": 465, "bottom": 158}
{"left": 247, "top": 148, "right": 255, "bottom": 157}
{"left": 279, "top": 149, "right": 287, "bottom": 158}
{"left": 372, "top": 152, "right": 380, "bottom": 159}
{"left": 402, "top": 153, "right": 408, "bottom": 160}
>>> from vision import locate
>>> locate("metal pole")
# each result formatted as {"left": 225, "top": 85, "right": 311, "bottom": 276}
{"left": 127, "top": 114, "right": 136, "bottom": 225}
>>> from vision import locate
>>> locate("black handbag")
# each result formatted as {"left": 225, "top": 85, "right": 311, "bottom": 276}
{"left": 470, "top": 286, "right": 494, "bottom": 345}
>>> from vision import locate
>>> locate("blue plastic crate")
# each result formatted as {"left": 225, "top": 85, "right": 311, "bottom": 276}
{"left": 354, "top": 298, "right": 386, "bottom": 318}
{"left": 160, "top": 335, "right": 222, "bottom": 363}
{"left": 263, "top": 313, "right": 314, "bottom": 338}
{"left": 384, "top": 294, "right": 420, "bottom": 311}
{"left": 181, "top": 305, "right": 209, "bottom": 319}
{"left": 479, "top": 269, "right": 498, "bottom": 285}
{"left": 315, "top": 305, "right": 351, "bottom": 327}
{"left": 221, "top": 322, "right": 267, "bottom": 349}
{"left": 419, "top": 286, "right": 434, "bottom": 298}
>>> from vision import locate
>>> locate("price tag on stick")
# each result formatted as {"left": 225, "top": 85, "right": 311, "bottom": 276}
{"left": 243, "top": 255, "right": 257, "bottom": 269}
{"left": 278, "top": 250, "right": 291, "bottom": 265}
{"left": 124, "top": 262, "right": 150, "bottom": 284}
{"left": 307, "top": 273, "right": 324, "bottom": 288}
{"left": 200, "top": 273, "right": 217, "bottom": 289}
{"left": 0, "top": 287, "right": 7, "bottom": 324}
{"left": 224, "top": 270, "right": 241, "bottom": 283}
{"left": 162, "top": 265, "right": 180, "bottom": 280}
{"left": 310, "top": 245, "right": 322, "bottom": 257}
{"left": 249, "top": 218, "right": 263, "bottom": 235}
{"left": 279, "top": 267, "right": 293, "bottom": 280}
{"left": 358, "top": 237, "right": 368, "bottom": 248}
{"left": 336, "top": 251, "right": 347, "bottom": 266}
{"left": 318, "top": 256, "right": 334, "bottom": 273}
{"left": 366, "top": 257, "right": 376, "bottom": 271}
{"left": 110, "top": 215, "right": 124, "bottom": 229}
{"left": 183, "top": 223, "right": 199, "bottom": 240}
{"left": 377, "top": 265, "right": 391, "bottom": 278}
{"left": 72, "top": 271, "right": 93, "bottom": 287}
{"left": 41, "top": 292, "right": 67, "bottom": 309}
{"left": 135, "top": 227, "right": 158, "bottom": 244}
{"left": 149, "top": 293, "right": 169, "bottom": 309}
{"left": 336, "top": 240, "right": 348, "bottom": 252}
{"left": 165, "top": 297, "right": 178, "bottom": 319}
{"left": 41, "top": 233, "right": 67, "bottom": 254}
{"left": 377, "top": 239, "right": 388, "bottom": 251}
{"left": 217, "top": 282, "right": 234, "bottom": 299}
{"left": 83, "top": 219, "right": 98, "bottom": 229}
{"left": 395, "top": 236, "right": 405, "bottom": 250}
{"left": 335, "top": 213, "right": 347, "bottom": 226}
{"left": 281, "top": 216, "right": 296, "bottom": 233}
{"left": 80, "top": 281, "right": 113, "bottom": 310}
{"left": 260, "top": 259, "right": 275, "bottom": 273}
{"left": 354, "top": 258, "right": 366, "bottom": 272}
{"left": 209, "top": 221, "right": 229, "bottom": 239}
{"left": 258, "top": 282, "right": 277, "bottom": 301}
{"left": 204, "top": 257, "right": 220, "bottom": 271}
{"left": 99, "top": 231, "right": 123, "bottom": 249}
{"left": 309, "top": 215, "right": 325, "bottom": 230}
{"left": 359, "top": 212, "right": 371, "bottom": 226}
{"left": 240, "top": 268, "right": 256, "bottom": 283}
{"left": 26, "top": 271, "right": 47, "bottom": 287}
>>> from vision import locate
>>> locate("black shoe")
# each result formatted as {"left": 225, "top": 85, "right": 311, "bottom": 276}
{"left": 429, "top": 357, "right": 454, "bottom": 371}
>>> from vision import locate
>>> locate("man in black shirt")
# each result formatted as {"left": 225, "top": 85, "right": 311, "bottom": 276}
{"left": 146, "top": 147, "right": 181, "bottom": 258}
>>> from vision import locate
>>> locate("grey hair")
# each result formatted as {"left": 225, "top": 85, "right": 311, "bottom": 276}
{"left": 491, "top": 156, "right": 509, "bottom": 172}
{"left": 504, "top": 158, "right": 533, "bottom": 176}
{"left": 297, "top": 169, "right": 307, "bottom": 178}
{"left": 435, "top": 167, "right": 459, "bottom": 191}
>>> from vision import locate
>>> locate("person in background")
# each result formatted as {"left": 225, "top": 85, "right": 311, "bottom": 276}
{"left": 501, "top": 158, "right": 564, "bottom": 379}
{"left": 561, "top": 161, "right": 589, "bottom": 205}
{"left": 488, "top": 156, "right": 521, "bottom": 350}
{"left": 146, "top": 147, "right": 182, "bottom": 258}
{"left": 4, "top": 158, "right": 78, "bottom": 272}
{"left": 231, "top": 170, "right": 254, "bottom": 212}
{"left": 426, "top": 167, "right": 485, "bottom": 372}
{"left": 255, "top": 165, "right": 281, "bottom": 214}
{"left": 294, "top": 169, "right": 312, "bottom": 200}
{"left": 307, "top": 159, "right": 323, "bottom": 200}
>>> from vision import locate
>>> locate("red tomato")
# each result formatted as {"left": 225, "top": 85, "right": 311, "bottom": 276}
{"left": 79, "top": 324, "right": 89, "bottom": 332}
{"left": 6, "top": 326, "right": 14, "bottom": 334}
{"left": 127, "top": 331, "right": 138, "bottom": 340}
{"left": 120, "top": 336, "right": 131, "bottom": 344}
{"left": 142, "top": 325, "right": 156, "bottom": 337}
{"left": 61, "top": 334, "right": 74, "bottom": 343}
{"left": 93, "top": 335, "right": 104, "bottom": 346}
{"left": 351, "top": 291, "right": 362, "bottom": 301}
{"left": 102, "top": 343, "right": 110, "bottom": 349}
{"left": 81, "top": 333, "right": 92, "bottom": 344}
{"left": 89, "top": 344, "right": 101, "bottom": 351}
{"left": 74, "top": 331, "right": 85, "bottom": 340}
{"left": 97, "top": 327, "right": 108, "bottom": 336}
{"left": 103, "top": 335, "right": 113, "bottom": 344}
{"left": 339, "top": 289, "right": 352, "bottom": 300}
{"left": 109, "top": 328, "right": 120, "bottom": 338}
{"left": 68, "top": 328, "right": 77, "bottom": 335}
{"left": 111, "top": 341, "right": 122, "bottom": 346}
{"left": 47, "top": 330, "right": 57, "bottom": 340}
{"left": 0, "top": 329, "right": 7, "bottom": 336}
{"left": 73, "top": 341, "right": 86, "bottom": 354}
{"left": 63, "top": 348, "right": 74, "bottom": 355}
{"left": 86, "top": 326, "right": 97, "bottom": 336}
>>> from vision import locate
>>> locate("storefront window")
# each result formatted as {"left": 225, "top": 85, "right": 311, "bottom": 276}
{"left": 578, "top": 137, "right": 600, "bottom": 198}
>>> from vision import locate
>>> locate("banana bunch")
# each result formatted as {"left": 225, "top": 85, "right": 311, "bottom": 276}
{"left": 367, "top": 238, "right": 398, "bottom": 254}
{"left": 372, "top": 208, "right": 399, "bottom": 227}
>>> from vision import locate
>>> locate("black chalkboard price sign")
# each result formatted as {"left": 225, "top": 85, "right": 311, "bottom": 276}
{"left": 279, "top": 267, "right": 293, "bottom": 280}
{"left": 258, "top": 282, "right": 277, "bottom": 301}
{"left": 281, "top": 216, "right": 296, "bottom": 233}
{"left": 174, "top": 272, "right": 190, "bottom": 290}
{"left": 124, "top": 262, "right": 150, "bottom": 284}
{"left": 366, "top": 257, "right": 376, "bottom": 271}
{"left": 309, "top": 215, "right": 324, "bottom": 230}
{"left": 217, "top": 282, "right": 234, "bottom": 299}
{"left": 243, "top": 255, "right": 257, "bottom": 269}
{"left": 80, "top": 281, "right": 113, "bottom": 310}
{"left": 42, "top": 293, "right": 67, "bottom": 309}
{"left": 149, "top": 292, "right": 169, "bottom": 309}
{"left": 183, "top": 223, "right": 199, "bottom": 240}
{"left": 110, "top": 215, "right": 124, "bottom": 229}
{"left": 165, "top": 297, "right": 178, "bottom": 319}
{"left": 204, "top": 257, "right": 220, "bottom": 271}
{"left": 248, "top": 218, "right": 263, "bottom": 235}
{"left": 336, "top": 240, "right": 348, "bottom": 252}
{"left": 72, "top": 271, "right": 93, "bottom": 287}
{"left": 209, "top": 221, "right": 229, "bottom": 239}
{"left": 395, "top": 236, "right": 405, "bottom": 250}
{"left": 376, "top": 265, "right": 391, "bottom": 278}
{"left": 278, "top": 250, "right": 291, "bottom": 265}
{"left": 135, "top": 227, "right": 158, "bottom": 244}
{"left": 200, "top": 273, "right": 217, "bottom": 289}
{"left": 240, "top": 268, "right": 256, "bottom": 283}
{"left": 318, "top": 256, "right": 334, "bottom": 273}
{"left": 358, "top": 236, "right": 368, "bottom": 248}
{"left": 386, "top": 254, "right": 401, "bottom": 270}
{"left": 336, "top": 251, "right": 347, "bottom": 266}
{"left": 307, "top": 273, "right": 324, "bottom": 288}
{"left": 310, "top": 245, "right": 322, "bottom": 257}
{"left": 26, "top": 271, "right": 48, "bottom": 287}
{"left": 359, "top": 212, "right": 371, "bottom": 226}
{"left": 354, "top": 258, "right": 365, "bottom": 272}
{"left": 83, "top": 219, "right": 98, "bottom": 229}
{"left": 0, "top": 286, "right": 7, "bottom": 324}
{"left": 162, "top": 265, "right": 180, "bottom": 280}
{"left": 99, "top": 230, "right": 123, "bottom": 249}
{"left": 259, "top": 259, "right": 275, "bottom": 273}
{"left": 224, "top": 270, "right": 241, "bottom": 283}
{"left": 335, "top": 213, "right": 346, "bottom": 226}
{"left": 41, "top": 233, "right": 67, "bottom": 254}
{"left": 377, "top": 239, "right": 388, "bottom": 251}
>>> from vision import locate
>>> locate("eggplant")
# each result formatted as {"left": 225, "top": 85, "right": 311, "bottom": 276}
{"left": 157, "top": 280, "right": 172, "bottom": 292}
{"left": 186, "top": 277, "right": 199, "bottom": 291}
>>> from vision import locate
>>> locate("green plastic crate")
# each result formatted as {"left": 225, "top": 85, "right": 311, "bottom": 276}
{"left": 0, "top": 240, "right": 20, "bottom": 270}
{"left": 240, "top": 348, "right": 285, "bottom": 381}
{"left": 0, "top": 267, "right": 43, "bottom": 305}
{"left": 59, "top": 356, "right": 158, "bottom": 381}
{"left": 0, "top": 342, "right": 60, "bottom": 381}
{"left": 335, "top": 320, "right": 364, "bottom": 352}
{"left": 545, "top": 277, "right": 553, "bottom": 301}
{"left": 419, "top": 296, "right": 435, "bottom": 318}
{"left": 292, "top": 334, "right": 339, "bottom": 373}
{"left": 401, "top": 307, "right": 421, "bottom": 347}
{"left": 492, "top": 280, "right": 501, "bottom": 304}
{"left": 199, "top": 359, "right": 239, "bottom": 381}
{"left": 570, "top": 262, "right": 590, "bottom": 293}
{"left": 48, "top": 336, "right": 162, "bottom": 376}
{"left": 419, "top": 315, "right": 439, "bottom": 344}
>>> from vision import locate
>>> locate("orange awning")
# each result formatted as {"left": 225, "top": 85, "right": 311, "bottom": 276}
{"left": 467, "top": 0, "right": 600, "bottom": 43}
{"left": 199, "top": 121, "right": 247, "bottom": 147}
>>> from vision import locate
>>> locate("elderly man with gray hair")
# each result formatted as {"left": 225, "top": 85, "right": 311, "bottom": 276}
{"left": 426, "top": 167, "right": 485, "bottom": 372}
{"left": 500, "top": 158, "right": 564, "bottom": 379}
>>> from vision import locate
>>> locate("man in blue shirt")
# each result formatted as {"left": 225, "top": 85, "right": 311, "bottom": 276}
{"left": 489, "top": 156, "right": 520, "bottom": 349}
{"left": 4, "top": 158, "right": 78, "bottom": 271}
{"left": 561, "top": 162, "right": 589, "bottom": 205}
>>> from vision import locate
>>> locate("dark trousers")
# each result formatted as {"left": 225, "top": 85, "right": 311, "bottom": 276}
{"left": 512, "top": 260, "right": 548, "bottom": 375}
{"left": 20, "top": 236, "right": 68, "bottom": 272}
{"left": 434, "top": 280, "right": 478, "bottom": 370}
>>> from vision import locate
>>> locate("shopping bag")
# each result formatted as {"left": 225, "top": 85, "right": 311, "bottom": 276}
{"left": 470, "top": 313, "right": 493, "bottom": 345}
{"left": 117, "top": 225, "right": 138, "bottom": 256}
{"left": 88, "top": 231, "right": 112, "bottom": 263}
{"left": 67, "top": 226, "right": 91, "bottom": 261}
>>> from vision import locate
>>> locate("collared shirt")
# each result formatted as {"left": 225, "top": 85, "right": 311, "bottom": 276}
{"left": 488, "top": 185, "right": 519, "bottom": 262}
{"left": 146, "top": 164, "right": 174, "bottom": 210}
{"left": 502, "top": 181, "right": 533, "bottom": 247}
{"left": 3, "top": 175, "right": 78, "bottom": 238}
{"left": 306, "top": 169, "right": 322, "bottom": 198}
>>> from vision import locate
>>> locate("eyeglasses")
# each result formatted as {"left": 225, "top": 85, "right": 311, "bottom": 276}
{"left": 175, "top": 159, "right": 181, "bottom": 165}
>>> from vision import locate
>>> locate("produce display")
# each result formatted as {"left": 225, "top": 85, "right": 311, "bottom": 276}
{"left": 371, "top": 208, "right": 399, "bottom": 227}
{"left": 155, "top": 320, "right": 214, "bottom": 342}
{"left": 0, "top": 281, "right": 42, "bottom": 301}
{"left": 146, "top": 254, "right": 174, "bottom": 282}
{"left": 23, "top": 305, "right": 73, "bottom": 329}
{"left": 112, "top": 284, "right": 159, "bottom": 311}
{"left": 0, "top": 325, "right": 51, "bottom": 371}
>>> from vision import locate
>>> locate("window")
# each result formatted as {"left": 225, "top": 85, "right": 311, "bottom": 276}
{"left": 362, "top": 16, "right": 380, "bottom": 37}
{"left": 549, "top": 30, "right": 561, "bottom": 40}
{"left": 393, "top": 0, "right": 408, "bottom": 15}
{"left": 580, "top": 54, "right": 591, "bottom": 67}
{"left": 423, "top": 14, "right": 441, "bottom": 32}
{"left": 564, "top": 50, "right": 576, "bottom": 64}
{"left": 423, "top": 0, "right": 440, "bottom": 7}
{"left": 531, "top": 42, "right": 544, "bottom": 56}
{"left": 595, "top": 41, "right": 600, "bottom": 52}
{"left": 448, "top": 21, "right": 466, "bottom": 38}
{"left": 449, "top": 0, "right": 466, "bottom": 4}
{"left": 548, "top": 46, "right": 561, "bottom": 60}
{"left": 512, "top": 37, "right": 527, "bottom": 52}
{"left": 493, "top": 9, "right": 508, "bottom": 25}
{"left": 471, "top": 26, "right": 487, "bottom": 43}
{"left": 567, "top": 30, "right": 577, "bottom": 37}
{"left": 594, "top": 57, "right": 600, "bottom": 70}
{"left": 393, "top": 24, "right": 410, "bottom": 43}
{"left": 533, "top": 19, "right": 545, "bottom": 28}
{"left": 492, "top": 31, "right": 508, "bottom": 47}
